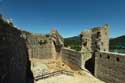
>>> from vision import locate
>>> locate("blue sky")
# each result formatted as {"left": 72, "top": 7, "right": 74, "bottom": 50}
{"left": 0, "top": 0, "right": 125, "bottom": 38}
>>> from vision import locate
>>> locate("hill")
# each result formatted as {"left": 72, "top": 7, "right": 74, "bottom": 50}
{"left": 65, "top": 36, "right": 80, "bottom": 40}
{"left": 110, "top": 35, "right": 125, "bottom": 49}
{"left": 64, "top": 35, "right": 125, "bottom": 51}
{"left": 64, "top": 35, "right": 81, "bottom": 51}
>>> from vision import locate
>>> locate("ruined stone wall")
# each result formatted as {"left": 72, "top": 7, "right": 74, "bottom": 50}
{"left": 21, "top": 28, "right": 63, "bottom": 60}
{"left": 95, "top": 51, "right": 125, "bottom": 83}
{"left": 62, "top": 48, "right": 82, "bottom": 69}
{"left": 50, "top": 29, "right": 64, "bottom": 58}
{"left": 80, "top": 24, "right": 109, "bottom": 52}
{"left": 80, "top": 25, "right": 109, "bottom": 73}
{"left": 23, "top": 33, "right": 55, "bottom": 59}
{"left": 92, "top": 25, "right": 109, "bottom": 52}
{"left": 0, "top": 17, "right": 33, "bottom": 83}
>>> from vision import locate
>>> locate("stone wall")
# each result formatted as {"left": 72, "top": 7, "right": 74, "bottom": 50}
{"left": 80, "top": 24, "right": 109, "bottom": 52}
{"left": 24, "top": 33, "right": 55, "bottom": 59}
{"left": 0, "top": 15, "right": 63, "bottom": 83}
{"left": 50, "top": 29, "right": 64, "bottom": 58}
{"left": 21, "top": 28, "right": 63, "bottom": 60}
{"left": 80, "top": 51, "right": 92, "bottom": 70}
{"left": 0, "top": 16, "right": 33, "bottom": 83}
{"left": 80, "top": 24, "right": 109, "bottom": 74}
{"left": 95, "top": 51, "right": 125, "bottom": 83}
{"left": 62, "top": 48, "right": 82, "bottom": 69}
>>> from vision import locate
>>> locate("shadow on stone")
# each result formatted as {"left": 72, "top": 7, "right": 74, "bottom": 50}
{"left": 27, "top": 59, "right": 34, "bottom": 83}
{"left": 0, "top": 17, "right": 34, "bottom": 83}
{"left": 85, "top": 53, "right": 95, "bottom": 75}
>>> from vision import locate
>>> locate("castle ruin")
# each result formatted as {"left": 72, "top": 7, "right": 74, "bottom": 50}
{"left": 0, "top": 15, "right": 125, "bottom": 83}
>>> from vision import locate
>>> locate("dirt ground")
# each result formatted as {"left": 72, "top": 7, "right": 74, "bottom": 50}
{"left": 36, "top": 73, "right": 104, "bottom": 83}
{"left": 31, "top": 58, "right": 105, "bottom": 83}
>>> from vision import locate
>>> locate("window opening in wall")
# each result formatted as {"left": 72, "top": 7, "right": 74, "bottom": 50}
{"left": 107, "top": 55, "right": 110, "bottom": 59}
{"left": 83, "top": 42, "right": 87, "bottom": 46}
{"left": 97, "top": 32, "right": 101, "bottom": 38}
{"left": 39, "top": 40, "right": 47, "bottom": 45}
{"left": 116, "top": 57, "right": 120, "bottom": 62}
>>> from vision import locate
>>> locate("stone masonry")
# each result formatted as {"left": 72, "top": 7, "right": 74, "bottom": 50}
{"left": 0, "top": 15, "right": 34, "bottom": 83}
{"left": 0, "top": 14, "right": 125, "bottom": 83}
{"left": 95, "top": 51, "right": 125, "bottom": 83}
{"left": 80, "top": 24, "right": 109, "bottom": 53}
{"left": 21, "top": 28, "right": 64, "bottom": 60}
{"left": 80, "top": 24, "right": 109, "bottom": 71}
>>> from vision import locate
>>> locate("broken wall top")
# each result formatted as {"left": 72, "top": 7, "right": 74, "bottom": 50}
{"left": 80, "top": 24, "right": 109, "bottom": 52}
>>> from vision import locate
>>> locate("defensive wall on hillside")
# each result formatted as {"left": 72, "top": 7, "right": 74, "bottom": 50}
{"left": 62, "top": 48, "right": 92, "bottom": 70}
{"left": 62, "top": 48, "right": 82, "bottom": 69}
{"left": 80, "top": 24, "right": 125, "bottom": 83}
{"left": 80, "top": 24, "right": 109, "bottom": 73}
{"left": 62, "top": 24, "right": 125, "bottom": 83}
{"left": 95, "top": 51, "right": 125, "bottom": 83}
